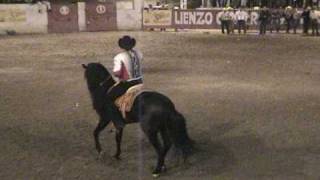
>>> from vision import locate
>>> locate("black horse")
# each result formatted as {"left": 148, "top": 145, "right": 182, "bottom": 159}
{"left": 82, "top": 63, "right": 193, "bottom": 177}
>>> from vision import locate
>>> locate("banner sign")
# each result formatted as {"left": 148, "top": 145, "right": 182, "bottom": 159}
{"left": 173, "top": 10, "right": 218, "bottom": 28}
{"left": 143, "top": 9, "right": 260, "bottom": 29}
{"left": 143, "top": 9, "right": 318, "bottom": 30}
{"left": 173, "top": 10, "right": 262, "bottom": 29}
{"left": 0, "top": 8, "right": 26, "bottom": 22}
{"left": 143, "top": 10, "right": 172, "bottom": 28}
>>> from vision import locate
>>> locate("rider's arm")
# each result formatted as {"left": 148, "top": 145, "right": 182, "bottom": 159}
{"left": 113, "top": 55, "right": 122, "bottom": 78}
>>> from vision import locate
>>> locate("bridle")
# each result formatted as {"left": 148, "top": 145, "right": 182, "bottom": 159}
{"left": 98, "top": 75, "right": 120, "bottom": 94}
{"left": 99, "top": 75, "right": 113, "bottom": 87}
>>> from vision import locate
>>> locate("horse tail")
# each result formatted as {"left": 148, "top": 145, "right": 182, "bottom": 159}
{"left": 167, "top": 110, "right": 193, "bottom": 159}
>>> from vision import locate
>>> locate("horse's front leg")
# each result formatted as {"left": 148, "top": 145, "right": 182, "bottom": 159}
{"left": 94, "top": 120, "right": 110, "bottom": 155}
{"left": 114, "top": 128, "right": 123, "bottom": 160}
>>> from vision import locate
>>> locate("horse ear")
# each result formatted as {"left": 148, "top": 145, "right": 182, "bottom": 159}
{"left": 82, "top": 64, "right": 87, "bottom": 69}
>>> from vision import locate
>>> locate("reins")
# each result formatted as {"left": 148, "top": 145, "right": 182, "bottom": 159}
{"left": 98, "top": 74, "right": 120, "bottom": 94}
{"left": 99, "top": 75, "right": 112, "bottom": 87}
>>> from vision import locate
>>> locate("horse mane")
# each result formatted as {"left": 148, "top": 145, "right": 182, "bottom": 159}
{"left": 83, "top": 63, "right": 116, "bottom": 110}
{"left": 84, "top": 63, "right": 115, "bottom": 89}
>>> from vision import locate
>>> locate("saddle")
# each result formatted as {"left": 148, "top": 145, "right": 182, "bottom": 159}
{"left": 114, "top": 84, "right": 145, "bottom": 120}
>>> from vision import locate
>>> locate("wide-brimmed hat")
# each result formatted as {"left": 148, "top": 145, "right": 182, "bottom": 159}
{"left": 286, "top": 6, "right": 292, "bottom": 10}
{"left": 226, "top": 6, "right": 233, "bottom": 11}
{"left": 253, "top": 6, "right": 260, "bottom": 10}
{"left": 118, "top": 35, "right": 136, "bottom": 51}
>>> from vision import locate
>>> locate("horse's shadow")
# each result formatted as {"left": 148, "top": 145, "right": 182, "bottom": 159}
{"left": 94, "top": 121, "right": 238, "bottom": 177}
{"left": 161, "top": 120, "right": 239, "bottom": 177}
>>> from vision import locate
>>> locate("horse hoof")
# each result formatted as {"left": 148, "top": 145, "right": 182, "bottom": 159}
{"left": 152, "top": 173, "right": 160, "bottom": 178}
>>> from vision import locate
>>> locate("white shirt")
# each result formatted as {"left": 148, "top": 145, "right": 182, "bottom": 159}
{"left": 235, "top": 10, "right": 248, "bottom": 21}
{"left": 310, "top": 10, "right": 320, "bottom": 21}
{"left": 229, "top": 12, "right": 236, "bottom": 22}
{"left": 113, "top": 49, "right": 143, "bottom": 81}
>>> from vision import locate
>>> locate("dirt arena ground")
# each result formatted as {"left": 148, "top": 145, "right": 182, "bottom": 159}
{"left": 0, "top": 31, "right": 320, "bottom": 180}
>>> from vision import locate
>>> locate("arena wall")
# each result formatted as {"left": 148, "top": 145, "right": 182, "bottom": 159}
{"left": 1, "top": 3, "right": 318, "bottom": 34}
{"left": 78, "top": 2, "right": 86, "bottom": 32}
{"left": 0, "top": 1, "right": 143, "bottom": 34}
{"left": 116, "top": 0, "right": 143, "bottom": 30}
{"left": 117, "top": 10, "right": 142, "bottom": 30}
{"left": 0, "top": 4, "right": 47, "bottom": 34}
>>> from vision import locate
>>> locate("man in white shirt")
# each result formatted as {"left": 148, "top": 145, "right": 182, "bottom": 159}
{"left": 310, "top": 9, "right": 319, "bottom": 36}
{"left": 113, "top": 41, "right": 143, "bottom": 82}
{"left": 229, "top": 8, "right": 236, "bottom": 34}
{"left": 235, "top": 8, "right": 249, "bottom": 34}
{"left": 106, "top": 36, "right": 144, "bottom": 129}
{"left": 110, "top": 35, "right": 143, "bottom": 98}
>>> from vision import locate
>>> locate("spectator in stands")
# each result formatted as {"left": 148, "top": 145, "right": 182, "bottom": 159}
{"left": 37, "top": 0, "right": 51, "bottom": 12}
{"left": 214, "top": 0, "right": 305, "bottom": 8}
{"left": 301, "top": 6, "right": 311, "bottom": 35}
{"left": 312, "top": 0, "right": 319, "bottom": 7}
{"left": 235, "top": 8, "right": 249, "bottom": 34}
{"left": 292, "top": 7, "right": 301, "bottom": 34}
{"left": 220, "top": 8, "right": 231, "bottom": 34}
{"left": 233, "top": 0, "right": 241, "bottom": 7}
{"left": 217, "top": 0, "right": 227, "bottom": 7}
{"left": 228, "top": 7, "right": 236, "bottom": 34}
{"left": 310, "top": 8, "right": 319, "bottom": 36}
{"left": 241, "top": 0, "right": 248, "bottom": 7}
{"left": 36, "top": 0, "right": 50, "bottom": 13}
{"left": 284, "top": 6, "right": 294, "bottom": 33}
{"left": 270, "top": 8, "right": 282, "bottom": 33}
{"left": 259, "top": 6, "right": 270, "bottom": 35}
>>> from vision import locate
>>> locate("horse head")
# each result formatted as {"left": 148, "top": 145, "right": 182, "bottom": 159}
{"left": 82, "top": 63, "right": 115, "bottom": 91}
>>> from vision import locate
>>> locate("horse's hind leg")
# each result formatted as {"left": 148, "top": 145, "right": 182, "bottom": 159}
{"left": 114, "top": 128, "right": 123, "bottom": 160}
{"left": 159, "top": 128, "right": 172, "bottom": 171}
{"left": 145, "top": 131, "right": 164, "bottom": 177}
{"left": 94, "top": 120, "right": 110, "bottom": 154}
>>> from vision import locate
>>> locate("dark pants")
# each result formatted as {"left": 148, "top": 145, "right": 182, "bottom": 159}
{"left": 260, "top": 20, "right": 267, "bottom": 34}
{"left": 285, "top": 18, "right": 292, "bottom": 33}
{"left": 221, "top": 20, "right": 230, "bottom": 34}
{"left": 229, "top": 20, "right": 235, "bottom": 34}
{"left": 107, "top": 78, "right": 143, "bottom": 128}
{"left": 303, "top": 20, "right": 310, "bottom": 34}
{"left": 270, "top": 18, "right": 280, "bottom": 33}
{"left": 292, "top": 19, "right": 300, "bottom": 34}
{"left": 311, "top": 19, "right": 319, "bottom": 36}
{"left": 237, "top": 20, "right": 247, "bottom": 34}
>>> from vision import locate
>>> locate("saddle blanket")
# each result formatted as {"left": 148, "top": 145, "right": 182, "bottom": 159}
{"left": 114, "top": 84, "right": 146, "bottom": 119}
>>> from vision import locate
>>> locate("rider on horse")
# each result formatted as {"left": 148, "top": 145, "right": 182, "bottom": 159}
{"left": 106, "top": 35, "right": 143, "bottom": 129}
